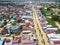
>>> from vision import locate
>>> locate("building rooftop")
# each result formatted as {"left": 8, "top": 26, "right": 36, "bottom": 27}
{"left": 23, "top": 42, "right": 36, "bottom": 45}
{"left": 46, "top": 30, "right": 55, "bottom": 34}
{"left": 53, "top": 41, "right": 60, "bottom": 44}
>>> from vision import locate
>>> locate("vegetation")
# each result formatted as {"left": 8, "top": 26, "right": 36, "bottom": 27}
{"left": 40, "top": 7, "right": 52, "bottom": 16}
{"left": 46, "top": 18, "right": 57, "bottom": 27}
{"left": 51, "top": 15, "right": 58, "bottom": 21}
{"left": 40, "top": 5, "right": 60, "bottom": 34}
{"left": 51, "top": 15, "right": 60, "bottom": 23}
{"left": 40, "top": 6, "right": 60, "bottom": 23}
{"left": 40, "top": 7, "right": 57, "bottom": 27}
{"left": 56, "top": 30, "right": 60, "bottom": 34}
{"left": 58, "top": 17, "right": 60, "bottom": 22}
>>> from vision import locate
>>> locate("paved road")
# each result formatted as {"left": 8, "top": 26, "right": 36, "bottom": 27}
{"left": 33, "top": 11, "right": 44, "bottom": 45}
{"left": 32, "top": 5, "right": 50, "bottom": 45}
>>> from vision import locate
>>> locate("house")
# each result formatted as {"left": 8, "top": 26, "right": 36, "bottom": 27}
{"left": 25, "top": 20, "right": 30, "bottom": 23}
{"left": 12, "top": 37, "right": 21, "bottom": 45}
{"left": 42, "top": 26, "right": 47, "bottom": 29}
{"left": 46, "top": 28, "right": 58, "bottom": 31}
{"left": 18, "top": 11, "right": 24, "bottom": 15}
{"left": 21, "top": 30, "right": 37, "bottom": 44}
{"left": 16, "top": 18, "right": 25, "bottom": 23}
{"left": 46, "top": 25, "right": 52, "bottom": 28}
{"left": 22, "top": 30, "right": 31, "bottom": 34}
{"left": 0, "top": 20, "right": 4, "bottom": 26}
{"left": 25, "top": 10, "right": 32, "bottom": 14}
{"left": 42, "top": 24, "right": 52, "bottom": 29}
{"left": 41, "top": 21, "right": 48, "bottom": 25}
{"left": 47, "top": 34, "right": 60, "bottom": 39}
{"left": 23, "top": 42, "right": 36, "bottom": 45}
{"left": 46, "top": 30, "right": 55, "bottom": 34}
{"left": 24, "top": 4, "right": 32, "bottom": 9}
{"left": 53, "top": 41, "right": 60, "bottom": 45}
{"left": 21, "top": 27, "right": 37, "bottom": 45}
{"left": 22, "top": 25, "right": 33, "bottom": 30}
{"left": 4, "top": 38, "right": 13, "bottom": 45}
{"left": 47, "top": 34, "right": 60, "bottom": 45}
{"left": 10, "top": 19, "right": 16, "bottom": 24}
{"left": 21, "top": 15, "right": 32, "bottom": 19}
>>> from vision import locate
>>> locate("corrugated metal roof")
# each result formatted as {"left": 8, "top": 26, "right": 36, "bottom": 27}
{"left": 53, "top": 41, "right": 60, "bottom": 44}
{"left": 22, "top": 25, "right": 33, "bottom": 30}
{"left": 46, "top": 30, "right": 55, "bottom": 34}
{"left": 23, "top": 42, "right": 36, "bottom": 45}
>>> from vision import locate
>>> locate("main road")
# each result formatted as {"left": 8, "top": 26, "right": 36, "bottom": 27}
{"left": 32, "top": 5, "right": 50, "bottom": 45}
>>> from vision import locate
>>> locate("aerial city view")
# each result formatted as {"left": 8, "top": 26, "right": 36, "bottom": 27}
{"left": 0, "top": 0, "right": 60, "bottom": 45}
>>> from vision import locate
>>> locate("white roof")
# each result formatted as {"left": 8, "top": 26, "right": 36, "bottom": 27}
{"left": 25, "top": 20, "right": 30, "bottom": 23}
{"left": 41, "top": 21, "right": 48, "bottom": 24}
{"left": 7, "top": 24, "right": 11, "bottom": 26}
{"left": 46, "top": 28, "right": 58, "bottom": 30}
{"left": 47, "top": 34, "right": 60, "bottom": 41}
{"left": 22, "top": 30, "right": 31, "bottom": 33}
{"left": 46, "top": 25, "right": 52, "bottom": 27}
{"left": 10, "top": 19, "right": 15, "bottom": 22}
{"left": 42, "top": 27, "right": 47, "bottom": 29}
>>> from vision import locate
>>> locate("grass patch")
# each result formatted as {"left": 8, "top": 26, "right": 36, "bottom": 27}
{"left": 56, "top": 30, "right": 60, "bottom": 34}
{"left": 46, "top": 18, "right": 57, "bottom": 27}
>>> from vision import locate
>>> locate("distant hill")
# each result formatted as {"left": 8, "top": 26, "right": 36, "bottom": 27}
{"left": 0, "top": 0, "right": 60, "bottom": 2}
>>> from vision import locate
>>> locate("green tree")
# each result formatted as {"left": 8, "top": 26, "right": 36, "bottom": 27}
{"left": 58, "top": 17, "right": 60, "bottom": 22}
{"left": 52, "top": 15, "right": 58, "bottom": 21}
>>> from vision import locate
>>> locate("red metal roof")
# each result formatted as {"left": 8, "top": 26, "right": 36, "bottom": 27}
{"left": 39, "top": 19, "right": 46, "bottom": 22}
{"left": 46, "top": 30, "right": 55, "bottom": 34}
{"left": 53, "top": 41, "right": 60, "bottom": 44}
{"left": 22, "top": 25, "right": 33, "bottom": 30}
{"left": 18, "top": 11, "right": 24, "bottom": 15}
{"left": 12, "top": 37, "right": 21, "bottom": 43}
{"left": 23, "top": 42, "right": 36, "bottom": 45}
{"left": 22, "top": 25, "right": 27, "bottom": 30}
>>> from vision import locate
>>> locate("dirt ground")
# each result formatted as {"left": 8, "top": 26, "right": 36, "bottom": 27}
{"left": 55, "top": 21, "right": 60, "bottom": 29}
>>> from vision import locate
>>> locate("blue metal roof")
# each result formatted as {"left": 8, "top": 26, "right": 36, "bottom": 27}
{"left": 0, "top": 38, "right": 5, "bottom": 45}
{"left": 0, "top": 41, "right": 3, "bottom": 45}
{"left": 21, "top": 15, "right": 28, "bottom": 18}
{"left": 21, "top": 15, "right": 32, "bottom": 19}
